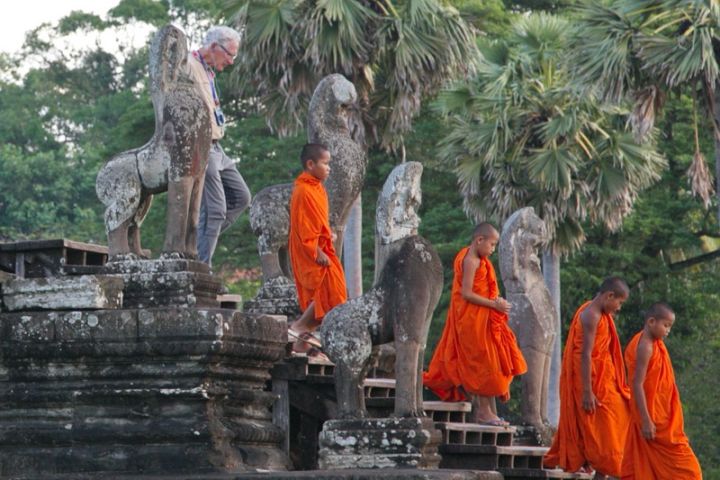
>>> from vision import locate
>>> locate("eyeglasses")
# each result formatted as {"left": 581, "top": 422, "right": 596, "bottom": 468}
{"left": 216, "top": 42, "right": 236, "bottom": 61}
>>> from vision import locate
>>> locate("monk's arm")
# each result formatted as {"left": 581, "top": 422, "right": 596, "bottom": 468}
{"left": 295, "top": 193, "right": 327, "bottom": 265}
{"left": 460, "top": 254, "right": 508, "bottom": 312}
{"left": 580, "top": 309, "right": 600, "bottom": 413}
{"left": 633, "top": 336, "right": 656, "bottom": 440}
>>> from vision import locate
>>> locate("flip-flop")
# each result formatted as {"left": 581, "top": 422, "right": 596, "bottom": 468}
{"left": 307, "top": 347, "right": 331, "bottom": 363}
{"left": 287, "top": 328, "right": 322, "bottom": 348}
{"left": 479, "top": 418, "right": 510, "bottom": 427}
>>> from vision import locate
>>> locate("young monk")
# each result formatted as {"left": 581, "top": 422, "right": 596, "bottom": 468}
{"left": 621, "top": 303, "right": 702, "bottom": 479}
{"left": 287, "top": 143, "right": 347, "bottom": 355}
{"left": 423, "top": 223, "right": 527, "bottom": 426}
{"left": 544, "top": 277, "right": 632, "bottom": 479}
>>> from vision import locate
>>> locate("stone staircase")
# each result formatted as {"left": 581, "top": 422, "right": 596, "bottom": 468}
{"left": 272, "top": 355, "right": 592, "bottom": 480}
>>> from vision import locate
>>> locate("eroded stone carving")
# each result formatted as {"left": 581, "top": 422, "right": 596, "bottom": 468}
{"left": 320, "top": 162, "right": 443, "bottom": 419}
{"left": 498, "top": 207, "right": 556, "bottom": 444}
{"left": 96, "top": 24, "right": 211, "bottom": 259}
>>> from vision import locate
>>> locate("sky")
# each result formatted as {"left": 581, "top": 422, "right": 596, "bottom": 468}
{"left": 0, "top": 0, "right": 120, "bottom": 54}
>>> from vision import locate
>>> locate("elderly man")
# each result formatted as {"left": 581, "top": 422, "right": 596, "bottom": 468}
{"left": 188, "top": 26, "right": 251, "bottom": 268}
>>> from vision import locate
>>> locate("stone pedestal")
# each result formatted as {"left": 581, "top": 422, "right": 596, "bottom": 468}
{"left": 2, "top": 275, "right": 124, "bottom": 311}
{"left": 0, "top": 307, "right": 289, "bottom": 477}
{"left": 244, "top": 276, "right": 301, "bottom": 317}
{"left": 104, "top": 258, "right": 221, "bottom": 308}
{"left": 318, "top": 417, "right": 441, "bottom": 470}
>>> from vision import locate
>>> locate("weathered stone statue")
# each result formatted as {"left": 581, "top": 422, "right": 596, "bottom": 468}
{"left": 96, "top": 24, "right": 211, "bottom": 260}
{"left": 498, "top": 207, "right": 556, "bottom": 444}
{"left": 317, "top": 162, "right": 443, "bottom": 469}
{"left": 321, "top": 162, "right": 442, "bottom": 418}
{"left": 245, "top": 74, "right": 367, "bottom": 315}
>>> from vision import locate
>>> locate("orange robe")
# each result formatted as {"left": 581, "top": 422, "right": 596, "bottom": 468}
{"left": 544, "top": 301, "right": 631, "bottom": 477}
{"left": 289, "top": 172, "right": 347, "bottom": 319}
{"left": 423, "top": 247, "right": 527, "bottom": 400}
{"left": 621, "top": 332, "right": 702, "bottom": 479}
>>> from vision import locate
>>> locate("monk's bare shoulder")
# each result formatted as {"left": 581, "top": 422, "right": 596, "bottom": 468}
{"left": 462, "top": 250, "right": 480, "bottom": 269}
{"left": 636, "top": 334, "right": 654, "bottom": 357}
{"left": 579, "top": 304, "right": 601, "bottom": 330}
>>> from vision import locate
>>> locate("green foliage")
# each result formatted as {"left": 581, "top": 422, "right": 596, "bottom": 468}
{"left": 449, "top": 0, "right": 513, "bottom": 35}
{"left": 108, "top": 0, "right": 170, "bottom": 26}
{"left": 436, "top": 12, "right": 666, "bottom": 255}
{"left": 226, "top": 0, "right": 478, "bottom": 149}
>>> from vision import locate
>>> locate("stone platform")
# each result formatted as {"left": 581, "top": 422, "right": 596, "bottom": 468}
{"left": 19, "top": 470, "right": 502, "bottom": 480}
{"left": 318, "top": 417, "right": 441, "bottom": 470}
{"left": 0, "top": 307, "right": 289, "bottom": 478}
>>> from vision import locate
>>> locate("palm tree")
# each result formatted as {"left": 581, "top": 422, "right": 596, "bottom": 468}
{"left": 435, "top": 12, "right": 666, "bottom": 425}
{"left": 223, "top": 0, "right": 478, "bottom": 297}
{"left": 573, "top": 0, "right": 720, "bottom": 217}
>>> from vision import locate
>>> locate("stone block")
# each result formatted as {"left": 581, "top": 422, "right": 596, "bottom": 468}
{"left": 318, "top": 417, "right": 441, "bottom": 470}
{"left": 102, "top": 258, "right": 221, "bottom": 309}
{"left": 2, "top": 275, "right": 124, "bottom": 311}
{"left": 244, "top": 275, "right": 300, "bottom": 317}
{"left": 0, "top": 307, "right": 289, "bottom": 477}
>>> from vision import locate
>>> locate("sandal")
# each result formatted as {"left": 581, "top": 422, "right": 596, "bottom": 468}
{"left": 287, "top": 328, "right": 322, "bottom": 348}
{"left": 307, "top": 347, "right": 331, "bottom": 363}
{"left": 478, "top": 418, "right": 510, "bottom": 427}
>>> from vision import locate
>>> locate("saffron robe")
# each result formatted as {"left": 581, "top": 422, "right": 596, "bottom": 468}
{"left": 423, "top": 247, "right": 527, "bottom": 400}
{"left": 289, "top": 172, "right": 347, "bottom": 319}
{"left": 620, "top": 332, "right": 702, "bottom": 479}
{"left": 544, "top": 301, "right": 631, "bottom": 477}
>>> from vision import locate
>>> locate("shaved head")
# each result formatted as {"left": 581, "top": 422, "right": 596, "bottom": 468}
{"left": 472, "top": 222, "right": 498, "bottom": 240}
{"left": 598, "top": 276, "right": 629, "bottom": 297}
{"left": 644, "top": 302, "right": 674, "bottom": 321}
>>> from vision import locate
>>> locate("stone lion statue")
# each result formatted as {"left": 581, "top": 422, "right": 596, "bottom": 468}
{"left": 96, "top": 24, "right": 211, "bottom": 259}
{"left": 320, "top": 162, "right": 443, "bottom": 418}
{"left": 498, "top": 207, "right": 556, "bottom": 443}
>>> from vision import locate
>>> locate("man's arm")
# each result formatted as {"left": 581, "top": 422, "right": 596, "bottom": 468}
{"left": 460, "top": 254, "right": 510, "bottom": 313}
{"left": 633, "top": 336, "right": 656, "bottom": 440}
{"left": 580, "top": 308, "right": 601, "bottom": 413}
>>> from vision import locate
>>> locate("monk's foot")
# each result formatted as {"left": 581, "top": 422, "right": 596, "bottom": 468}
{"left": 288, "top": 326, "right": 322, "bottom": 348}
{"left": 499, "top": 391, "right": 510, "bottom": 403}
{"left": 291, "top": 339, "right": 312, "bottom": 355}
{"left": 470, "top": 414, "right": 509, "bottom": 427}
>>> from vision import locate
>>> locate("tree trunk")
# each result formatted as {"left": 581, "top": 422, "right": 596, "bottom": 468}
{"left": 543, "top": 249, "right": 561, "bottom": 427}
{"left": 716, "top": 131, "right": 720, "bottom": 224}
{"left": 714, "top": 86, "right": 720, "bottom": 225}
{"left": 343, "top": 195, "right": 363, "bottom": 299}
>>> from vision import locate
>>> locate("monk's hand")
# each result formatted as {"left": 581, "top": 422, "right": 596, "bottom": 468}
{"left": 641, "top": 419, "right": 656, "bottom": 440}
{"left": 493, "top": 297, "right": 511, "bottom": 314}
{"left": 582, "top": 389, "right": 600, "bottom": 413}
{"left": 315, "top": 250, "right": 330, "bottom": 266}
{"left": 330, "top": 231, "right": 338, "bottom": 242}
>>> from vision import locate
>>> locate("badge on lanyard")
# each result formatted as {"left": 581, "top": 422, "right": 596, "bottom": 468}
{"left": 194, "top": 51, "right": 225, "bottom": 127}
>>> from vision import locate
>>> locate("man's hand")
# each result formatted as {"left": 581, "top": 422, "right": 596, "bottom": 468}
{"left": 330, "top": 231, "right": 337, "bottom": 242}
{"left": 641, "top": 419, "right": 656, "bottom": 440}
{"left": 316, "top": 250, "right": 330, "bottom": 266}
{"left": 493, "top": 297, "right": 511, "bottom": 314}
{"left": 582, "top": 389, "right": 601, "bottom": 413}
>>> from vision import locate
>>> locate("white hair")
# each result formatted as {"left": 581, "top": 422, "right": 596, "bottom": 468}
{"left": 203, "top": 26, "right": 241, "bottom": 48}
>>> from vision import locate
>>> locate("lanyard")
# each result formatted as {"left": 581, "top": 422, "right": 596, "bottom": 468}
{"left": 193, "top": 51, "right": 220, "bottom": 105}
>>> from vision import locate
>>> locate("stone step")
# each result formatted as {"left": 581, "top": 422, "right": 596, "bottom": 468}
{"left": 499, "top": 468, "right": 594, "bottom": 479}
{"left": 217, "top": 293, "right": 242, "bottom": 310}
{"left": 363, "top": 377, "right": 396, "bottom": 398}
{"left": 0, "top": 238, "right": 109, "bottom": 278}
{"left": 436, "top": 421, "right": 515, "bottom": 447}
{"left": 424, "top": 400, "right": 472, "bottom": 423}
{"left": 439, "top": 444, "right": 548, "bottom": 471}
